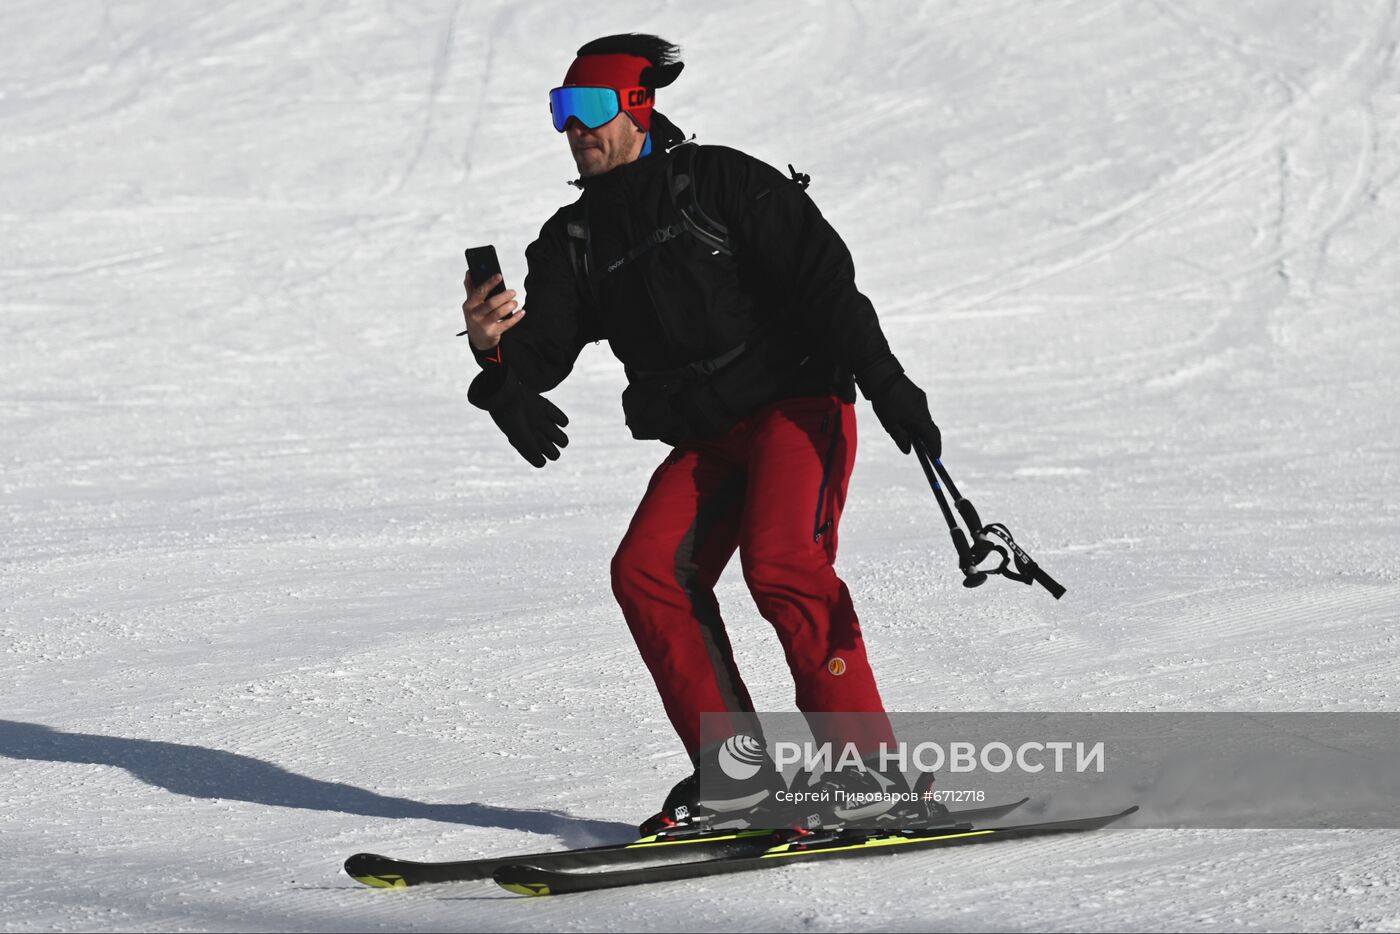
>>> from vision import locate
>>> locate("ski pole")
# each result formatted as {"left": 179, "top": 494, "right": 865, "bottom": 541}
{"left": 982, "top": 523, "right": 1067, "bottom": 600}
{"left": 912, "top": 439, "right": 1066, "bottom": 599}
{"left": 912, "top": 440, "right": 988, "bottom": 588}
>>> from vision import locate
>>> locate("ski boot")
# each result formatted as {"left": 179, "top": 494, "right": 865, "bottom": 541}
{"left": 638, "top": 737, "right": 786, "bottom": 836}
{"left": 880, "top": 769, "right": 952, "bottom": 829}
{"left": 791, "top": 762, "right": 950, "bottom": 832}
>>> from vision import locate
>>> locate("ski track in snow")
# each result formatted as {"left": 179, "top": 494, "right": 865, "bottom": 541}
{"left": 3, "top": 0, "right": 1399, "bottom": 931}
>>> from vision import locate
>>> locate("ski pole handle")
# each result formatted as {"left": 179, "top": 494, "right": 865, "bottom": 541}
{"left": 1028, "top": 562, "right": 1066, "bottom": 600}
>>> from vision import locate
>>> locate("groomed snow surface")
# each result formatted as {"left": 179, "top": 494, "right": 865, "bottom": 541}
{"left": 4, "top": 0, "right": 1399, "bottom": 930}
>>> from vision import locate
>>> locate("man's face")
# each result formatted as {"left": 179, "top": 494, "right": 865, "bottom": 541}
{"left": 567, "top": 112, "right": 646, "bottom": 177}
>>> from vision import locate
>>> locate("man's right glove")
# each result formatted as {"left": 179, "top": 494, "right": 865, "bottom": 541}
{"left": 865, "top": 369, "right": 941, "bottom": 459}
{"left": 468, "top": 368, "right": 569, "bottom": 468}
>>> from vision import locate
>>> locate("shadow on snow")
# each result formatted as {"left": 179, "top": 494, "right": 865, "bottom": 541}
{"left": 0, "top": 719, "right": 633, "bottom": 847}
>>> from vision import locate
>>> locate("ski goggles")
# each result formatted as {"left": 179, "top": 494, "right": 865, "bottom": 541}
{"left": 549, "top": 85, "right": 653, "bottom": 132}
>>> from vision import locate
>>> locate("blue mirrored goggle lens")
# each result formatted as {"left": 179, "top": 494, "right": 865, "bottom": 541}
{"left": 549, "top": 86, "right": 620, "bottom": 132}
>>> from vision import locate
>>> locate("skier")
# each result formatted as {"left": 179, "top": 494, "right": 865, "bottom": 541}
{"left": 460, "top": 34, "right": 942, "bottom": 832}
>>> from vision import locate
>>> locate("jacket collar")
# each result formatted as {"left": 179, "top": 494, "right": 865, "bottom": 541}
{"left": 571, "top": 111, "right": 689, "bottom": 190}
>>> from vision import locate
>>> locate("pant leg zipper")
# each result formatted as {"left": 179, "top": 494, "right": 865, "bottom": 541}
{"left": 813, "top": 412, "right": 841, "bottom": 543}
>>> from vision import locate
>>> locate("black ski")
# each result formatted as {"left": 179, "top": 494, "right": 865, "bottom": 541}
{"left": 493, "top": 806, "right": 1137, "bottom": 897}
{"left": 345, "top": 826, "right": 769, "bottom": 888}
{"left": 345, "top": 798, "right": 1029, "bottom": 888}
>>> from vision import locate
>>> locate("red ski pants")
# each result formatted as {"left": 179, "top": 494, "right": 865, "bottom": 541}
{"left": 611, "top": 394, "right": 896, "bottom": 763}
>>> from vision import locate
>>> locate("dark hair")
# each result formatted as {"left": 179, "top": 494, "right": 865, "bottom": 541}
{"left": 576, "top": 33, "right": 684, "bottom": 88}
{"left": 577, "top": 33, "right": 681, "bottom": 66}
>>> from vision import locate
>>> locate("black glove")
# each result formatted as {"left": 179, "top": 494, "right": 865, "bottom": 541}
{"left": 867, "top": 372, "right": 941, "bottom": 458}
{"left": 468, "top": 368, "right": 569, "bottom": 468}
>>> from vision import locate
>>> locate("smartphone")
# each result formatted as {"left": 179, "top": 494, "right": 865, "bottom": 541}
{"left": 465, "top": 245, "right": 507, "bottom": 299}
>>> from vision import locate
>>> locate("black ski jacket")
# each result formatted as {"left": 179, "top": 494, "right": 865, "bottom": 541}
{"left": 472, "top": 112, "right": 904, "bottom": 444}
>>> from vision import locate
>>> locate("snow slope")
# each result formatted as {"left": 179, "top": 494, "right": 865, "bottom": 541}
{"left": 3, "top": 0, "right": 1399, "bottom": 930}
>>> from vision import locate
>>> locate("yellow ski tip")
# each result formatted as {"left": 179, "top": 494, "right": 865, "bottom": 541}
{"left": 352, "top": 873, "right": 407, "bottom": 889}
{"left": 500, "top": 881, "right": 552, "bottom": 897}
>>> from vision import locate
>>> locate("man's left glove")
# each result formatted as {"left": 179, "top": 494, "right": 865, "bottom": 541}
{"left": 468, "top": 368, "right": 569, "bottom": 468}
{"left": 859, "top": 360, "right": 941, "bottom": 458}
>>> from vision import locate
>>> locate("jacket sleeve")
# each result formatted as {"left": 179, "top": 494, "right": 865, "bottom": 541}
{"left": 470, "top": 206, "right": 595, "bottom": 394}
{"left": 698, "top": 145, "right": 905, "bottom": 396}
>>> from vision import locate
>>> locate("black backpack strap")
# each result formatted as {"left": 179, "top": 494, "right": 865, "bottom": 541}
{"left": 668, "top": 143, "right": 734, "bottom": 257}
{"left": 598, "top": 144, "right": 739, "bottom": 278}
{"left": 605, "top": 222, "right": 688, "bottom": 274}
{"left": 565, "top": 196, "right": 601, "bottom": 315}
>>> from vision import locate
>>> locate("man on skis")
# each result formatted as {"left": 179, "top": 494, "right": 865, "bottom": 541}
{"left": 460, "top": 34, "right": 942, "bottom": 833}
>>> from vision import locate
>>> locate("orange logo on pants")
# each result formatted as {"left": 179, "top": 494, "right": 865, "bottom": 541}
{"left": 827, "top": 657, "right": 847, "bottom": 676}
